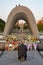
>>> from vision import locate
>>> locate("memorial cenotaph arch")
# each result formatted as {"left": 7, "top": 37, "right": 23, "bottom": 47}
{"left": 3, "top": 6, "right": 39, "bottom": 38}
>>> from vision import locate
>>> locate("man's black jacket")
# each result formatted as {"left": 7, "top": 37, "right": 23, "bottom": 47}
{"left": 18, "top": 44, "right": 27, "bottom": 57}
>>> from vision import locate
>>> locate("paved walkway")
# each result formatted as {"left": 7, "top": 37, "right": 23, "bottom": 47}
{"left": 0, "top": 50, "right": 43, "bottom": 65}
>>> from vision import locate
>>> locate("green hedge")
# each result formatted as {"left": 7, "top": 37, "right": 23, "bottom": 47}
{"left": 37, "top": 24, "right": 43, "bottom": 32}
{"left": 0, "top": 18, "right": 5, "bottom": 31}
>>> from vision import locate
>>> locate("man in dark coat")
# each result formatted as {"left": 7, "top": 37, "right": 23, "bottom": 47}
{"left": 18, "top": 41, "right": 27, "bottom": 60}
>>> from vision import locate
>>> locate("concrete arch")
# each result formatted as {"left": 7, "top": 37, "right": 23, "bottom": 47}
{"left": 3, "top": 6, "right": 39, "bottom": 38}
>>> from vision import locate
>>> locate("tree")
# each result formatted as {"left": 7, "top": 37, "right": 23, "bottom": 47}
{"left": 23, "top": 23, "right": 29, "bottom": 29}
{"left": 37, "top": 17, "right": 43, "bottom": 32}
{"left": 37, "top": 24, "right": 43, "bottom": 32}
{"left": 0, "top": 18, "right": 5, "bottom": 32}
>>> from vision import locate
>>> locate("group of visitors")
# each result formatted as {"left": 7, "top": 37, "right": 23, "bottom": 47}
{"left": 27, "top": 41, "right": 37, "bottom": 50}
{"left": 17, "top": 40, "right": 37, "bottom": 61}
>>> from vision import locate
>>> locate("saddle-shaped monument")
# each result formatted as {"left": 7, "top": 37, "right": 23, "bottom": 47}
{"left": 3, "top": 6, "right": 39, "bottom": 38}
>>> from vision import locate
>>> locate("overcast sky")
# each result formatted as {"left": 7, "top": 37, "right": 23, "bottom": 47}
{"left": 0, "top": 0, "right": 43, "bottom": 22}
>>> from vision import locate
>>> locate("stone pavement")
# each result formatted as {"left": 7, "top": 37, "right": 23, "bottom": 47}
{"left": 0, "top": 50, "right": 43, "bottom": 65}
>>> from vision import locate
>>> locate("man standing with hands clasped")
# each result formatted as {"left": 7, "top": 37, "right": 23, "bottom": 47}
{"left": 18, "top": 40, "right": 27, "bottom": 61}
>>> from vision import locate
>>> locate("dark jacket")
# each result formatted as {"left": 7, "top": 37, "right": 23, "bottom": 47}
{"left": 18, "top": 44, "right": 27, "bottom": 57}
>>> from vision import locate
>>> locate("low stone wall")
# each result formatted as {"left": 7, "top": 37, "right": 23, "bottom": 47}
{"left": 37, "top": 43, "right": 43, "bottom": 51}
{"left": 0, "top": 44, "right": 5, "bottom": 51}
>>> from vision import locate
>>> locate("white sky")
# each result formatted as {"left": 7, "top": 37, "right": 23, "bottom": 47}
{"left": 0, "top": 0, "right": 43, "bottom": 22}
